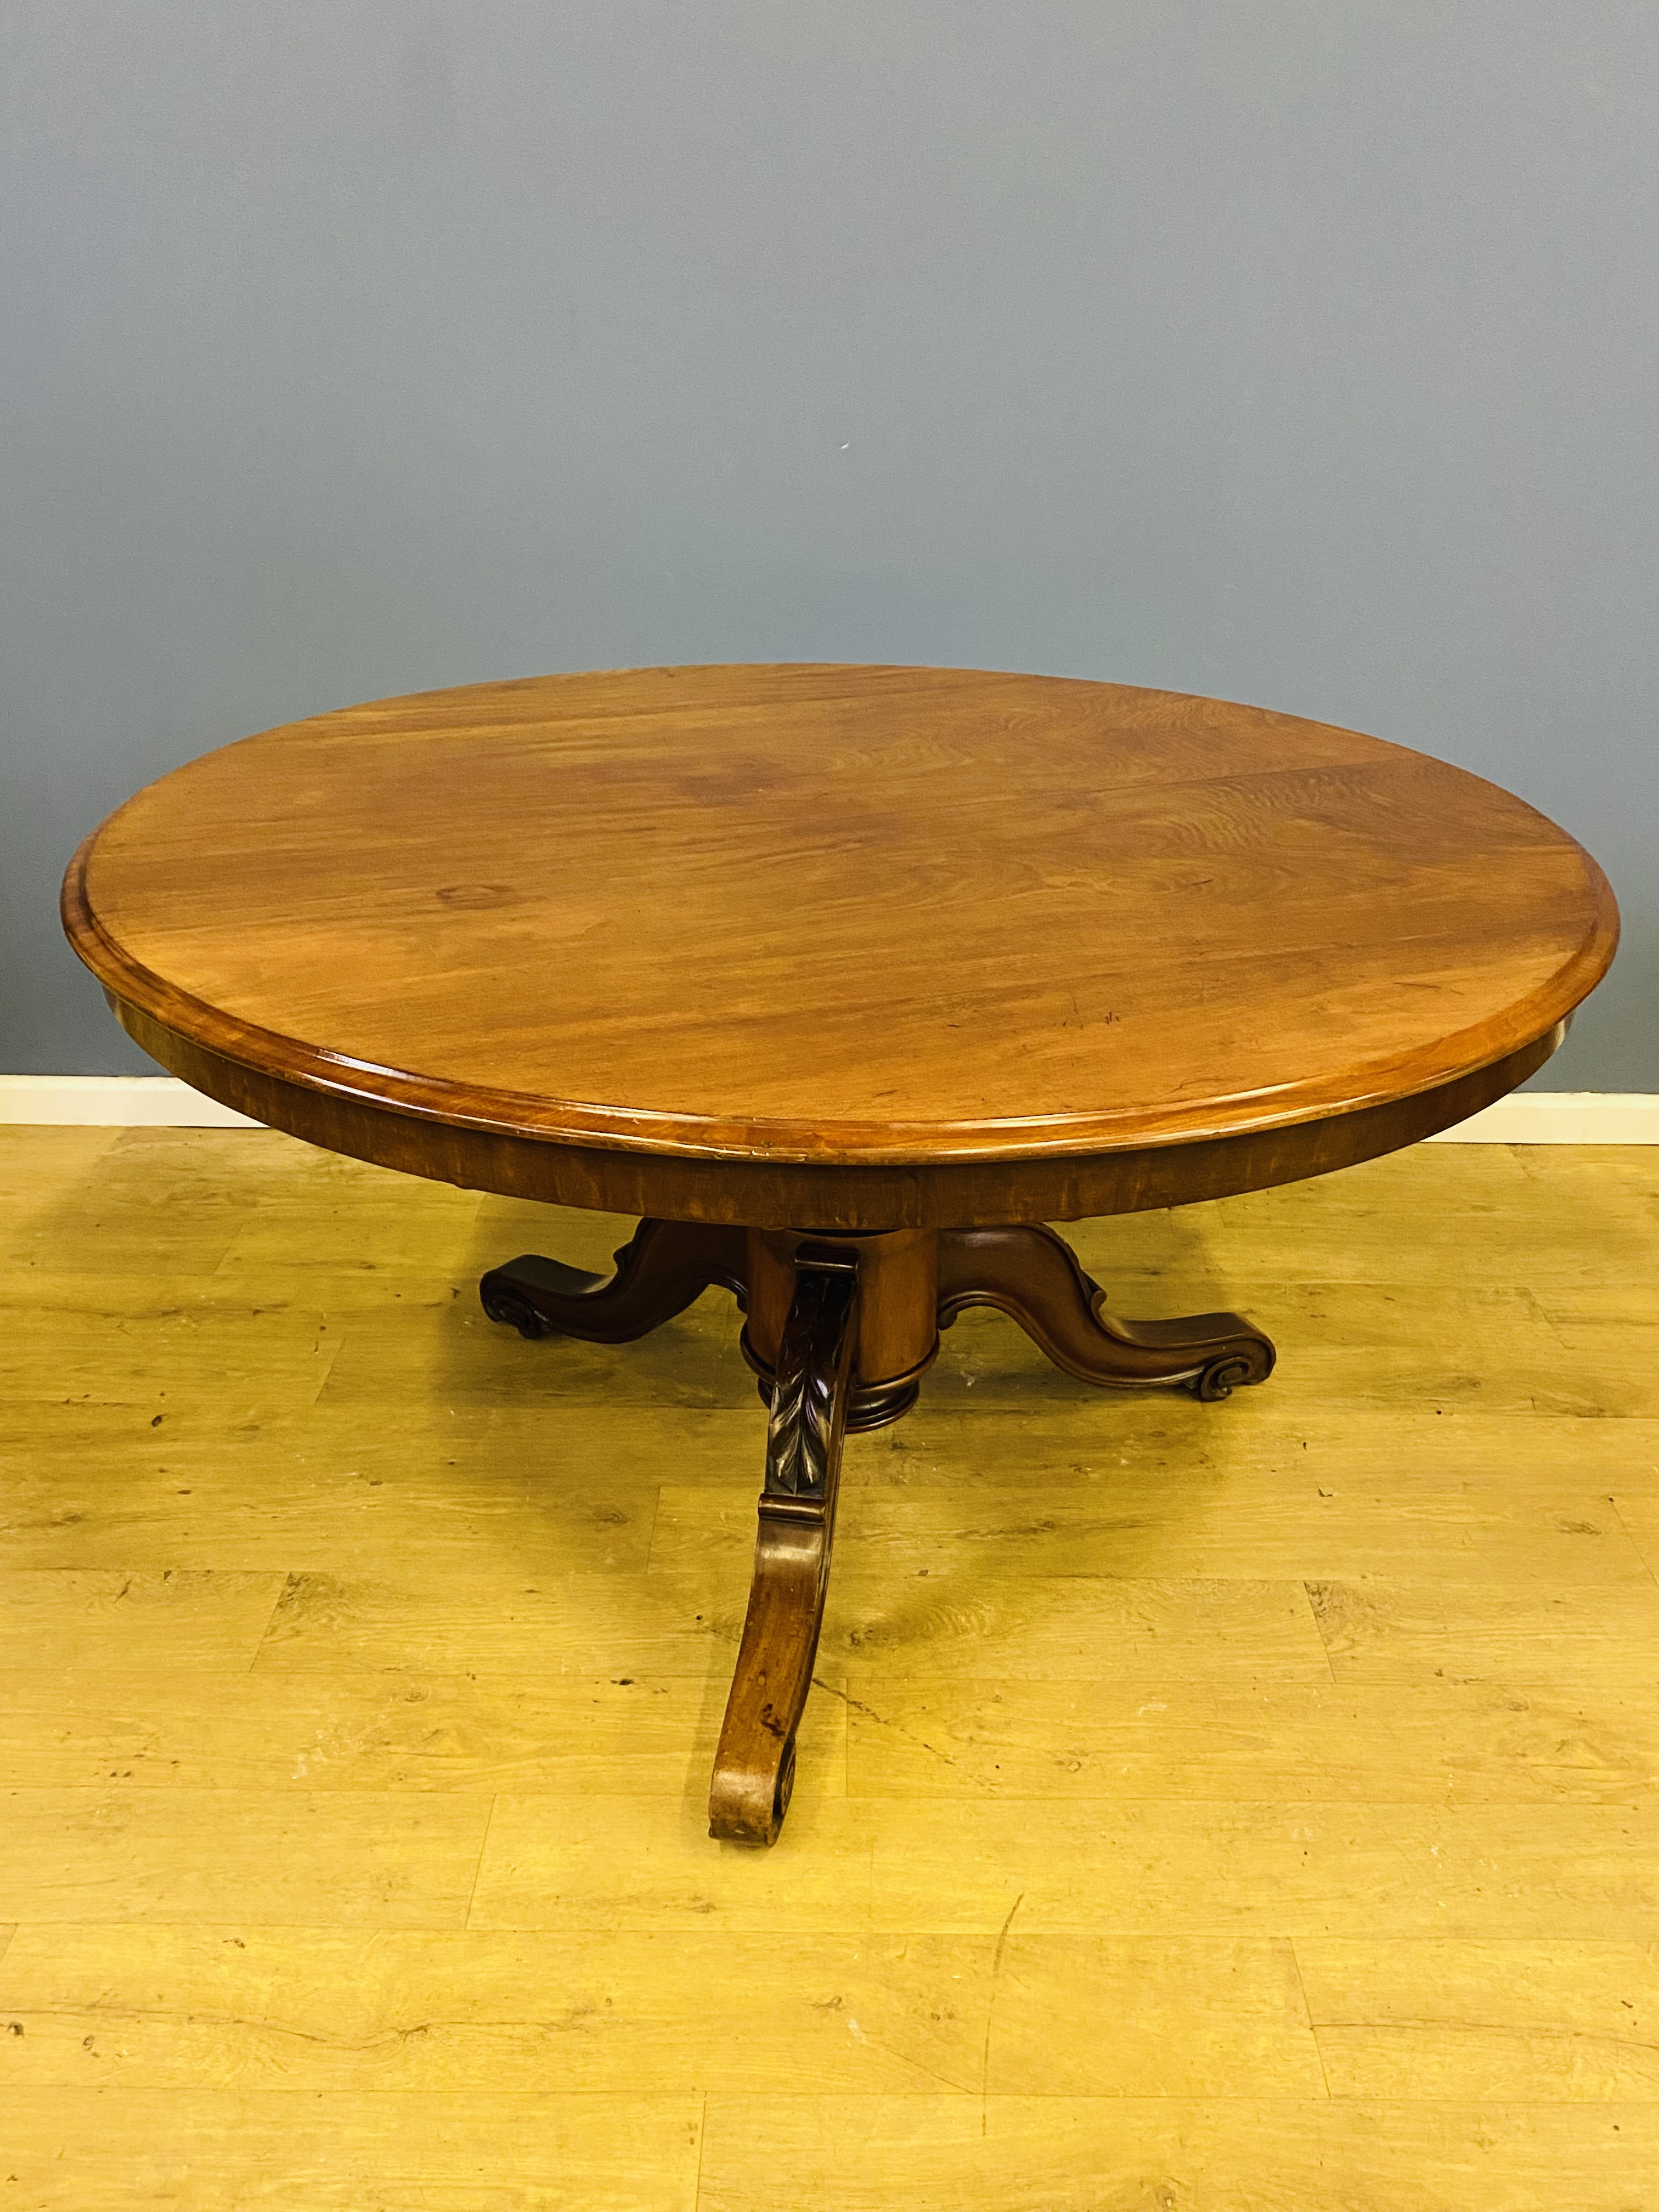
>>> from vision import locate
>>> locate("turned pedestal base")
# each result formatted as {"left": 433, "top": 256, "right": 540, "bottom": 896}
{"left": 480, "top": 1220, "right": 1274, "bottom": 1845}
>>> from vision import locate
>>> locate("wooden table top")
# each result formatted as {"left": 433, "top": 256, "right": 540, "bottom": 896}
{"left": 64, "top": 664, "right": 1616, "bottom": 1228}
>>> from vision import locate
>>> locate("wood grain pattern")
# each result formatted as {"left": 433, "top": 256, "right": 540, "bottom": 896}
{"left": 0, "top": 1923, "right": 1323, "bottom": 2095}
{"left": 0, "top": 1273, "right": 343, "bottom": 1409}
{"left": 247, "top": 1568, "right": 1331, "bottom": 1680}
{"left": 0, "top": 1788, "right": 492, "bottom": 1924}
{"left": 1308, "top": 1578, "right": 1659, "bottom": 1682}
{"left": 693, "top": 2097, "right": 1659, "bottom": 2212}
{"left": 466, "top": 1796, "right": 1659, "bottom": 1940}
{"left": 647, "top": 1475, "right": 1656, "bottom": 1586}
{"left": 1297, "top": 1938, "right": 1659, "bottom": 2100}
{"left": 843, "top": 1674, "right": 1659, "bottom": 1802}
{"left": 0, "top": 1571, "right": 285, "bottom": 1670}
{"left": 0, "top": 1668, "right": 848, "bottom": 1795}
{"left": 61, "top": 664, "right": 1615, "bottom": 1228}
{"left": 0, "top": 2091, "right": 703, "bottom": 2212}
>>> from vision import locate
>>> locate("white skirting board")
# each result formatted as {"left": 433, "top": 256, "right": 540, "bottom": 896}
{"left": 1430, "top": 1093, "right": 1659, "bottom": 1143}
{"left": 0, "top": 1075, "right": 264, "bottom": 1128}
{"left": 0, "top": 1074, "right": 1655, "bottom": 1142}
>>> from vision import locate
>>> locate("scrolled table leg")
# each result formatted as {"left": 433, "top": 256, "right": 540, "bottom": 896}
{"left": 479, "top": 1219, "right": 747, "bottom": 1343}
{"left": 936, "top": 1224, "right": 1274, "bottom": 1397}
{"left": 709, "top": 1251, "right": 857, "bottom": 1846}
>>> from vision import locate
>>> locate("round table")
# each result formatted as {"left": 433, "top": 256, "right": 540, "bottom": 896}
{"left": 63, "top": 664, "right": 1618, "bottom": 1844}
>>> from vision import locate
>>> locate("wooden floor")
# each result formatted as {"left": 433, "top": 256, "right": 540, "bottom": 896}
{"left": 2, "top": 1127, "right": 1657, "bottom": 2207}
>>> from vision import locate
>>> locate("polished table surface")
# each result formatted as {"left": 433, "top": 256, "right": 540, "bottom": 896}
{"left": 63, "top": 664, "right": 1618, "bottom": 1842}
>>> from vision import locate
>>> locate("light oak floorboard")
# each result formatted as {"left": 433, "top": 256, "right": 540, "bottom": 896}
{"left": 652, "top": 1474, "right": 1655, "bottom": 1584}
{"left": 1, "top": 1126, "right": 304, "bottom": 1277}
{"left": 467, "top": 1795, "right": 1659, "bottom": 1940}
{"left": 0, "top": 1404, "right": 686, "bottom": 1573}
{"left": 0, "top": 1668, "right": 844, "bottom": 1796}
{"left": 6, "top": 1398, "right": 1655, "bottom": 1574}
{"left": 0, "top": 2090, "right": 702, "bottom": 2211}
{"left": 0, "top": 1924, "right": 1322, "bottom": 2095}
{"left": 1309, "top": 1577, "right": 1659, "bottom": 1681}
{"left": 0, "top": 1125, "right": 120, "bottom": 1227}
{"left": 1297, "top": 1938, "right": 1659, "bottom": 2100}
{"left": 0, "top": 1274, "right": 343, "bottom": 1410}
{"left": 250, "top": 1565, "right": 1331, "bottom": 1679}
{"left": 211, "top": 1180, "right": 484, "bottom": 1295}
{"left": 1066, "top": 1141, "right": 1649, "bottom": 1289}
{"left": 844, "top": 1675, "right": 1659, "bottom": 1802}
{"left": 0, "top": 1790, "right": 492, "bottom": 1925}
{"left": 856, "top": 1401, "right": 1659, "bottom": 1482}
{"left": 697, "top": 2095, "right": 1659, "bottom": 2212}
{"left": 0, "top": 1570, "right": 285, "bottom": 1670}
{"left": 318, "top": 1289, "right": 757, "bottom": 1413}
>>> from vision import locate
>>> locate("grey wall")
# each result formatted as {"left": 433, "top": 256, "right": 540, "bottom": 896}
{"left": 3, "top": 0, "right": 1655, "bottom": 1085}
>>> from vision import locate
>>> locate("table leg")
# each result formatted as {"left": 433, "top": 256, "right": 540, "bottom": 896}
{"left": 937, "top": 1224, "right": 1275, "bottom": 1400}
{"left": 708, "top": 1250, "right": 857, "bottom": 1846}
{"left": 478, "top": 1219, "right": 747, "bottom": 1342}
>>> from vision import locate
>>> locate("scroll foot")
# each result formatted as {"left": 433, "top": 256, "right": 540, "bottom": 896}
{"left": 709, "top": 1251, "right": 857, "bottom": 1846}
{"left": 479, "top": 1218, "right": 747, "bottom": 1344}
{"left": 937, "top": 1225, "right": 1274, "bottom": 1399}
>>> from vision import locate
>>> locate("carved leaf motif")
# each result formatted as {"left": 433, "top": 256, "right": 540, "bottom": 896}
{"left": 764, "top": 1264, "right": 855, "bottom": 1499}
